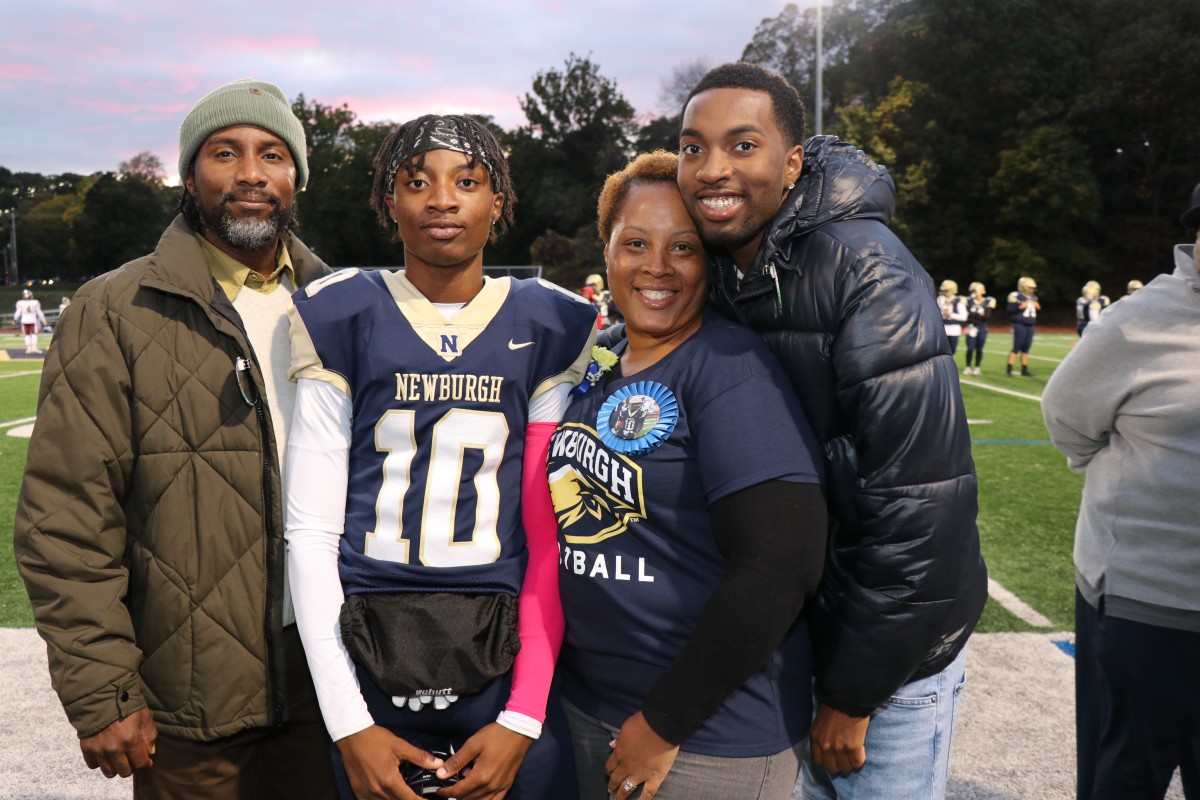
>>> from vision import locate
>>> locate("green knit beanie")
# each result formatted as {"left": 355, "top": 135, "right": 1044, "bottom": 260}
{"left": 178, "top": 79, "right": 309, "bottom": 191}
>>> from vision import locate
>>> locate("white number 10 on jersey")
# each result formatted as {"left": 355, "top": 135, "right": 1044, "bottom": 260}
{"left": 365, "top": 409, "right": 509, "bottom": 567}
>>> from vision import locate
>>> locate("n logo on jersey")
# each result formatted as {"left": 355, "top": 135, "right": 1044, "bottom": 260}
{"left": 548, "top": 423, "right": 646, "bottom": 544}
{"left": 440, "top": 334, "right": 459, "bottom": 354}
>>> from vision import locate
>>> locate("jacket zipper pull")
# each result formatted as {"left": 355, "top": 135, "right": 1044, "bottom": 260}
{"left": 235, "top": 356, "right": 259, "bottom": 406}
{"left": 767, "top": 262, "right": 782, "bottom": 315}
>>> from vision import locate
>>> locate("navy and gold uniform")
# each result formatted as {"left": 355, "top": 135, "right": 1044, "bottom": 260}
{"left": 290, "top": 269, "right": 595, "bottom": 596}
{"left": 966, "top": 296, "right": 994, "bottom": 326}
{"left": 1075, "top": 293, "right": 1111, "bottom": 336}
{"left": 964, "top": 294, "right": 996, "bottom": 372}
{"left": 1007, "top": 290, "right": 1038, "bottom": 353}
{"left": 547, "top": 313, "right": 823, "bottom": 757}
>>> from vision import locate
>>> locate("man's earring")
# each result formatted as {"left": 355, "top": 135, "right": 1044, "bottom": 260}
{"left": 787, "top": 182, "right": 796, "bottom": 191}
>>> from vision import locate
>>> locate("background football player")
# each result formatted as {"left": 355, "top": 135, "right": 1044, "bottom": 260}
{"left": 1074, "top": 280, "right": 1111, "bottom": 336}
{"left": 14, "top": 288, "right": 47, "bottom": 354}
{"left": 962, "top": 281, "right": 996, "bottom": 376}
{"left": 936, "top": 280, "right": 968, "bottom": 355}
{"left": 1006, "top": 276, "right": 1040, "bottom": 377}
{"left": 284, "top": 115, "right": 596, "bottom": 800}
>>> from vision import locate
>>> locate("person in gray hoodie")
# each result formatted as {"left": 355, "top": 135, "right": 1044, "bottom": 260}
{"left": 1042, "top": 190, "right": 1200, "bottom": 800}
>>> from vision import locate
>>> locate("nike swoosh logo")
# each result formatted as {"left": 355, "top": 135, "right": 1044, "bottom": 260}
{"left": 508, "top": 339, "right": 534, "bottom": 350}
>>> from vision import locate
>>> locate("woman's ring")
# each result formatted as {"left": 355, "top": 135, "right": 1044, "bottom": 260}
{"left": 621, "top": 777, "right": 637, "bottom": 793}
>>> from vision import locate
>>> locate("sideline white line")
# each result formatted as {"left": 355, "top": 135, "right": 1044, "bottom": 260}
{"left": 988, "top": 578, "right": 1054, "bottom": 627}
{"left": 0, "top": 370, "right": 42, "bottom": 379}
{"left": 0, "top": 416, "right": 36, "bottom": 430}
{"left": 981, "top": 347, "right": 1064, "bottom": 364}
{"left": 960, "top": 379, "right": 1042, "bottom": 402}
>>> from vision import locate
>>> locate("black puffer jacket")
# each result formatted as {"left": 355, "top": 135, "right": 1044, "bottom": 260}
{"left": 709, "top": 136, "right": 987, "bottom": 717}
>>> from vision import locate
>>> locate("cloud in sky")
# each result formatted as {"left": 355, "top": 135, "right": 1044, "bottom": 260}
{"left": 0, "top": 0, "right": 795, "bottom": 180}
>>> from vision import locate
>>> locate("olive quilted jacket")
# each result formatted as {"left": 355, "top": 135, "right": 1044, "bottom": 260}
{"left": 14, "top": 216, "right": 329, "bottom": 740}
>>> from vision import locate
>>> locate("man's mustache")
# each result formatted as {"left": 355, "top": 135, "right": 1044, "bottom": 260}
{"left": 220, "top": 191, "right": 282, "bottom": 209}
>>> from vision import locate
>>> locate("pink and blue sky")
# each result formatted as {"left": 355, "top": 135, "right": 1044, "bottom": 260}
{"left": 1, "top": 1, "right": 792, "bottom": 181}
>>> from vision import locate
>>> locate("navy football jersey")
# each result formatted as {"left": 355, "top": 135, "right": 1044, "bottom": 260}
{"left": 1075, "top": 294, "right": 1110, "bottom": 326}
{"left": 290, "top": 269, "right": 595, "bottom": 597}
{"left": 966, "top": 295, "right": 995, "bottom": 325}
{"left": 1007, "top": 291, "right": 1038, "bottom": 326}
{"left": 547, "top": 312, "right": 824, "bottom": 757}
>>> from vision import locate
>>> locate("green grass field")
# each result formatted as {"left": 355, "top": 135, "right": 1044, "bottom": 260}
{"left": 0, "top": 329, "right": 1086, "bottom": 631}
{"left": 0, "top": 333, "right": 48, "bottom": 626}
{"left": 963, "top": 331, "right": 1084, "bottom": 632}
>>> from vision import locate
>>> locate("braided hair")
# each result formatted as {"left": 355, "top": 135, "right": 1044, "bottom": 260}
{"left": 370, "top": 114, "right": 516, "bottom": 243}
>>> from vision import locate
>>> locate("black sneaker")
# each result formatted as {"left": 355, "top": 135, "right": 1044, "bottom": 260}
{"left": 1021, "top": 367, "right": 1032, "bottom": 377}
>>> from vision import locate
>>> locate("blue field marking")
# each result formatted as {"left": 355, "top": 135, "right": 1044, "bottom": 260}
{"left": 1052, "top": 638, "right": 1076, "bottom": 659}
{"left": 972, "top": 439, "right": 1053, "bottom": 445}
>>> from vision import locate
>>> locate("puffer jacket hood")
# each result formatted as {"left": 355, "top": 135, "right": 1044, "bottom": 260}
{"left": 750, "top": 135, "right": 897, "bottom": 280}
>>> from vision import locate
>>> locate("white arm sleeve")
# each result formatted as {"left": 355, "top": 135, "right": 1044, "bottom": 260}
{"left": 528, "top": 381, "right": 573, "bottom": 425}
{"left": 285, "top": 377, "right": 374, "bottom": 741}
{"left": 952, "top": 299, "right": 969, "bottom": 322}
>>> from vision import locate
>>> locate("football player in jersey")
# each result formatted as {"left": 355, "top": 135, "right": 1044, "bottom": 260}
{"left": 1006, "top": 276, "right": 1040, "bottom": 377}
{"left": 1074, "top": 280, "right": 1111, "bottom": 336}
{"left": 962, "top": 281, "right": 996, "bottom": 375}
{"left": 285, "top": 115, "right": 596, "bottom": 799}
{"left": 14, "top": 289, "right": 47, "bottom": 354}
{"left": 936, "top": 280, "right": 968, "bottom": 355}
{"left": 548, "top": 151, "right": 827, "bottom": 800}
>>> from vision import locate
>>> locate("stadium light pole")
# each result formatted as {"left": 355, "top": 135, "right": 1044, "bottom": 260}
{"left": 815, "top": 2, "right": 824, "bottom": 135}
{"left": 7, "top": 211, "right": 17, "bottom": 287}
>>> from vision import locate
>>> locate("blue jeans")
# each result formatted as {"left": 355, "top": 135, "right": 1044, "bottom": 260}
{"left": 795, "top": 646, "right": 967, "bottom": 800}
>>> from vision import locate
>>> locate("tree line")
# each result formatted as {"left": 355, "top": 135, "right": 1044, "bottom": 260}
{"left": 3, "top": 0, "right": 1197, "bottom": 308}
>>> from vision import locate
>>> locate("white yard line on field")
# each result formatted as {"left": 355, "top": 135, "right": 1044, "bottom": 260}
{"left": 0, "top": 416, "right": 36, "bottom": 430}
{"left": 981, "top": 347, "right": 1064, "bottom": 364}
{"left": 959, "top": 379, "right": 1043, "bottom": 402}
{"left": 0, "top": 370, "right": 42, "bottom": 379}
{"left": 988, "top": 579, "right": 1054, "bottom": 627}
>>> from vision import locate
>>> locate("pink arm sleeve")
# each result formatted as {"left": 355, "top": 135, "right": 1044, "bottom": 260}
{"left": 505, "top": 421, "right": 565, "bottom": 723}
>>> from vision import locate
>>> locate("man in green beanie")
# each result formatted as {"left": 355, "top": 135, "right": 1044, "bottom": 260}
{"left": 14, "top": 78, "right": 338, "bottom": 798}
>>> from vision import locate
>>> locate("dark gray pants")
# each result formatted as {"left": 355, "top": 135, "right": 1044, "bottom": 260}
{"left": 563, "top": 697, "right": 801, "bottom": 800}
{"left": 133, "top": 625, "right": 338, "bottom": 800}
{"left": 1076, "top": 590, "right": 1200, "bottom": 799}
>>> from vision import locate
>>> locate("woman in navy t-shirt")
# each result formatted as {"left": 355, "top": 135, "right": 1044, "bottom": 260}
{"left": 547, "top": 151, "right": 827, "bottom": 800}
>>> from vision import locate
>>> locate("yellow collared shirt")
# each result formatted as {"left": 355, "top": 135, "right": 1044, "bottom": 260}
{"left": 197, "top": 234, "right": 295, "bottom": 300}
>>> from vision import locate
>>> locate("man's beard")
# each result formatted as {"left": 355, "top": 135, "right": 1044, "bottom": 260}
{"left": 203, "top": 193, "right": 299, "bottom": 252}
{"left": 696, "top": 220, "right": 758, "bottom": 251}
{"left": 693, "top": 216, "right": 766, "bottom": 254}
{"left": 686, "top": 197, "right": 779, "bottom": 256}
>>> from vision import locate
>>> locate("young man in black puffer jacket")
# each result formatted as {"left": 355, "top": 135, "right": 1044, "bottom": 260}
{"left": 677, "top": 62, "right": 987, "bottom": 800}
